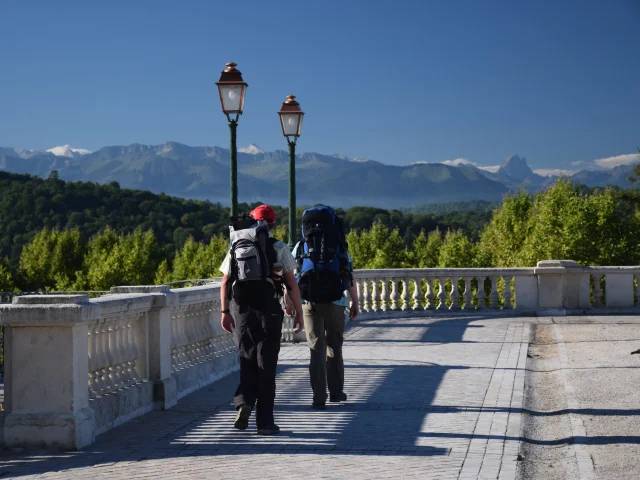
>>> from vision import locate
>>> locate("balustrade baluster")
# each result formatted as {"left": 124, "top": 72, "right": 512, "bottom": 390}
{"left": 96, "top": 320, "right": 110, "bottom": 395}
{"left": 120, "top": 318, "right": 131, "bottom": 387}
{"left": 373, "top": 278, "right": 385, "bottom": 312}
{"left": 503, "top": 276, "right": 513, "bottom": 309}
{"left": 449, "top": 277, "right": 460, "bottom": 310}
{"left": 379, "top": 279, "right": 388, "bottom": 311}
{"left": 424, "top": 279, "right": 434, "bottom": 310}
{"left": 117, "top": 320, "right": 129, "bottom": 387}
{"left": 476, "top": 276, "right": 486, "bottom": 310}
{"left": 128, "top": 315, "right": 141, "bottom": 385}
{"left": 462, "top": 277, "right": 472, "bottom": 310}
{"left": 182, "top": 307, "right": 194, "bottom": 363}
{"left": 489, "top": 276, "right": 499, "bottom": 309}
{"left": 400, "top": 279, "right": 409, "bottom": 311}
{"left": 106, "top": 323, "right": 121, "bottom": 391}
{"left": 436, "top": 278, "right": 446, "bottom": 310}
{"left": 179, "top": 308, "right": 191, "bottom": 367}
{"left": 362, "top": 280, "right": 370, "bottom": 313}
{"left": 371, "top": 278, "right": 384, "bottom": 312}
{"left": 88, "top": 322, "right": 98, "bottom": 398}
{"left": 193, "top": 308, "right": 206, "bottom": 362}
{"left": 205, "top": 303, "right": 216, "bottom": 359}
{"left": 130, "top": 316, "right": 140, "bottom": 384}
{"left": 171, "top": 311, "right": 179, "bottom": 369}
{"left": 413, "top": 278, "right": 423, "bottom": 311}
{"left": 200, "top": 308, "right": 211, "bottom": 359}
{"left": 174, "top": 307, "right": 187, "bottom": 369}
{"left": 390, "top": 279, "right": 399, "bottom": 311}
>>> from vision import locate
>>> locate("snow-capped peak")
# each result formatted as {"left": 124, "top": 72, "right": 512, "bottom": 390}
{"left": 47, "top": 145, "right": 91, "bottom": 158}
{"left": 239, "top": 144, "right": 265, "bottom": 155}
{"left": 331, "top": 153, "right": 370, "bottom": 162}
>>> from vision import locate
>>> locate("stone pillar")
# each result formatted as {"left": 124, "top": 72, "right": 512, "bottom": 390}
{"left": 1, "top": 295, "right": 99, "bottom": 449}
{"left": 534, "top": 260, "right": 590, "bottom": 315}
{"left": 514, "top": 275, "right": 538, "bottom": 312}
{"left": 110, "top": 286, "right": 177, "bottom": 409}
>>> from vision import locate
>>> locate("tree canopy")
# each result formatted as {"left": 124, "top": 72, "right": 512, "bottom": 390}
{"left": 2, "top": 171, "right": 640, "bottom": 293}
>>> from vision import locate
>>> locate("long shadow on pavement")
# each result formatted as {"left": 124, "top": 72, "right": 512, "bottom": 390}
{"left": 0, "top": 315, "right": 505, "bottom": 477}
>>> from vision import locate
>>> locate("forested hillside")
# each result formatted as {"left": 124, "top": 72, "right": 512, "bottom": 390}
{"left": 0, "top": 170, "right": 493, "bottom": 290}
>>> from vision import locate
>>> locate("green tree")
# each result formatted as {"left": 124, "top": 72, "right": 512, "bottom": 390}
{"left": 83, "top": 228, "right": 161, "bottom": 290}
{"left": 517, "top": 180, "right": 640, "bottom": 266}
{"left": 0, "top": 257, "right": 15, "bottom": 291}
{"left": 475, "top": 190, "right": 532, "bottom": 267}
{"left": 171, "top": 234, "right": 227, "bottom": 280}
{"left": 347, "top": 222, "right": 407, "bottom": 269}
{"left": 410, "top": 228, "right": 442, "bottom": 268}
{"left": 172, "top": 237, "right": 206, "bottom": 280}
{"left": 154, "top": 259, "right": 171, "bottom": 284}
{"left": 18, "top": 228, "right": 84, "bottom": 290}
{"left": 437, "top": 229, "right": 475, "bottom": 268}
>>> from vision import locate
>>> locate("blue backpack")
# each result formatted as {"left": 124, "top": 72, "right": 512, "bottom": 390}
{"left": 295, "top": 206, "right": 352, "bottom": 303}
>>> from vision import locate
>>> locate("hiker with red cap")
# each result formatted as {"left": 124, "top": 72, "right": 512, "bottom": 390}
{"left": 219, "top": 204, "right": 303, "bottom": 435}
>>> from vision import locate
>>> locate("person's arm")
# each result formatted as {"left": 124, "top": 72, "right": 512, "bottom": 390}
{"left": 283, "top": 287, "right": 295, "bottom": 317}
{"left": 220, "top": 274, "right": 235, "bottom": 333}
{"left": 283, "top": 241, "right": 299, "bottom": 318}
{"left": 283, "top": 271, "right": 303, "bottom": 333}
{"left": 347, "top": 280, "right": 360, "bottom": 321}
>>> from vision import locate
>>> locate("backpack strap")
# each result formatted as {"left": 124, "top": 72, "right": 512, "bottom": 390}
{"left": 225, "top": 247, "right": 234, "bottom": 300}
{"left": 336, "top": 216, "right": 348, "bottom": 250}
{"left": 266, "top": 237, "right": 284, "bottom": 296}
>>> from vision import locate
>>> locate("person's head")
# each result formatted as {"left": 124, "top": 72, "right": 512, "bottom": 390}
{"left": 249, "top": 204, "right": 277, "bottom": 230}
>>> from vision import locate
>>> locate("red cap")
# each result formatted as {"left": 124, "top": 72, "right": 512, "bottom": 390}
{"left": 249, "top": 204, "right": 276, "bottom": 226}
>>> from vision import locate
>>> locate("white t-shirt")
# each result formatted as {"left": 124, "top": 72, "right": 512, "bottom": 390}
{"left": 219, "top": 238, "right": 297, "bottom": 276}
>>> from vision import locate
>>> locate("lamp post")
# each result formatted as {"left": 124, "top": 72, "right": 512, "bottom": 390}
{"left": 216, "top": 62, "right": 248, "bottom": 219}
{"left": 278, "top": 95, "right": 305, "bottom": 247}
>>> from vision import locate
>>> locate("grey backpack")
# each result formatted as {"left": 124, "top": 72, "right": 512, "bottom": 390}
{"left": 228, "top": 217, "right": 281, "bottom": 307}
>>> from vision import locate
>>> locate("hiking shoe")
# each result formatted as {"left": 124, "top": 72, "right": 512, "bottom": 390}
{"left": 329, "top": 393, "right": 348, "bottom": 403}
{"left": 234, "top": 405, "right": 252, "bottom": 430}
{"left": 257, "top": 424, "right": 280, "bottom": 435}
{"left": 312, "top": 402, "right": 326, "bottom": 410}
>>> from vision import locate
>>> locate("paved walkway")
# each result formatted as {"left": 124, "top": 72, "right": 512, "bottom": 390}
{"left": 0, "top": 315, "right": 532, "bottom": 479}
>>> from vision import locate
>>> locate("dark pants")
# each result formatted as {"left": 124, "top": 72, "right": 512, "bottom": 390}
{"left": 232, "top": 299, "right": 283, "bottom": 428}
{"left": 303, "top": 303, "right": 346, "bottom": 404}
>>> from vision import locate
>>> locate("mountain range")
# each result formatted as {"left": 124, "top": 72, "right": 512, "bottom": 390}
{"left": 1, "top": 143, "right": 638, "bottom": 208}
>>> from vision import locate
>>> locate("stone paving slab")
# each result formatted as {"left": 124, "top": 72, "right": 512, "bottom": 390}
{"left": 555, "top": 323, "right": 640, "bottom": 480}
{"left": 0, "top": 315, "right": 532, "bottom": 479}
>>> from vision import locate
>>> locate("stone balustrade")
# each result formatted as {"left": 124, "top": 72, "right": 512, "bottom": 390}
{"left": 0, "top": 283, "right": 237, "bottom": 450}
{"left": 0, "top": 260, "right": 639, "bottom": 450}
{"left": 353, "top": 261, "right": 640, "bottom": 315}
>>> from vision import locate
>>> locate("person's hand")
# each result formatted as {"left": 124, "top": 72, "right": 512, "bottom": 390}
{"left": 284, "top": 298, "right": 295, "bottom": 317}
{"left": 293, "top": 312, "right": 303, "bottom": 333}
{"left": 221, "top": 312, "right": 235, "bottom": 333}
{"left": 349, "top": 303, "right": 360, "bottom": 321}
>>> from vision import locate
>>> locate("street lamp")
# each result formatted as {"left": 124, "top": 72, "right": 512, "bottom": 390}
{"left": 216, "top": 62, "right": 248, "bottom": 219}
{"left": 278, "top": 95, "right": 305, "bottom": 247}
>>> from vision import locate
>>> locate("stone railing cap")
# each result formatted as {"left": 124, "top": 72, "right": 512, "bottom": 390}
{"left": 536, "top": 260, "right": 580, "bottom": 268}
{"left": 12, "top": 294, "right": 91, "bottom": 305}
{"left": 110, "top": 285, "right": 171, "bottom": 294}
{"left": 534, "top": 260, "right": 584, "bottom": 274}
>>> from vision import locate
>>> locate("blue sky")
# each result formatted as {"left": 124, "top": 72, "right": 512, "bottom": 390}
{"left": 0, "top": 0, "right": 638, "bottom": 173}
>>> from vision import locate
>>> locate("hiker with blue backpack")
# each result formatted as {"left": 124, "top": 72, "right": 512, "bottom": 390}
{"left": 286, "top": 205, "right": 360, "bottom": 410}
{"left": 219, "top": 204, "right": 303, "bottom": 435}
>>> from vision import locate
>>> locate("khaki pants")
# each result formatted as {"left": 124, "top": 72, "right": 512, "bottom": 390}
{"left": 302, "top": 303, "right": 346, "bottom": 404}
